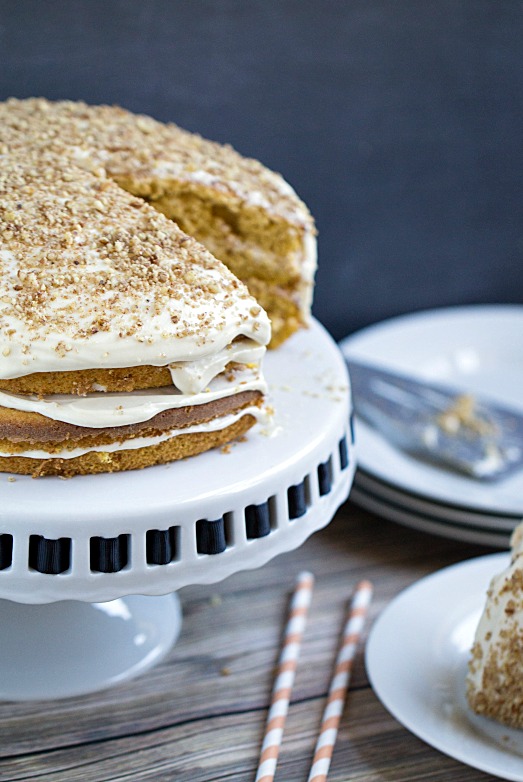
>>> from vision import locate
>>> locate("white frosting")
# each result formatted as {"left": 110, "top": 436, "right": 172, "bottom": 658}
{"left": 2, "top": 405, "right": 266, "bottom": 460}
{"left": 0, "top": 364, "right": 265, "bottom": 428}
{"left": 169, "top": 339, "right": 264, "bottom": 394}
{"left": 0, "top": 262, "right": 270, "bottom": 379}
{"left": 298, "top": 230, "right": 317, "bottom": 321}
{"left": 468, "top": 524, "right": 523, "bottom": 693}
{"left": 468, "top": 559, "right": 521, "bottom": 692}
{"left": 176, "top": 169, "right": 219, "bottom": 188}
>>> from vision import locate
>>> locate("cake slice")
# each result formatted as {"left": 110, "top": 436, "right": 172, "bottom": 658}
{"left": 467, "top": 523, "right": 523, "bottom": 727}
{"left": 0, "top": 98, "right": 316, "bottom": 347}
{"left": 0, "top": 147, "right": 270, "bottom": 476}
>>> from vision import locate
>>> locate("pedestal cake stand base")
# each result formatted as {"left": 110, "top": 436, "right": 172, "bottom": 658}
{"left": 0, "top": 593, "right": 181, "bottom": 700}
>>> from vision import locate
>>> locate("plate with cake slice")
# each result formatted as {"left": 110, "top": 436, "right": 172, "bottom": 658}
{"left": 366, "top": 550, "right": 523, "bottom": 780}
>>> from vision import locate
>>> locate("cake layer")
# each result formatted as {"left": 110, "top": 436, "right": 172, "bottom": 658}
{"left": 0, "top": 339, "right": 264, "bottom": 396}
{"left": 0, "top": 365, "right": 175, "bottom": 396}
{"left": 0, "top": 362, "right": 265, "bottom": 430}
{"left": 0, "top": 390, "right": 262, "bottom": 444}
{"left": 0, "top": 414, "right": 256, "bottom": 477}
{"left": 0, "top": 98, "right": 316, "bottom": 346}
{"left": 0, "top": 403, "right": 264, "bottom": 458}
{"left": 0, "top": 390, "right": 264, "bottom": 477}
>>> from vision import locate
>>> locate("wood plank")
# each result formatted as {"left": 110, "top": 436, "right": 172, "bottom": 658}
{"left": 0, "top": 693, "right": 495, "bottom": 781}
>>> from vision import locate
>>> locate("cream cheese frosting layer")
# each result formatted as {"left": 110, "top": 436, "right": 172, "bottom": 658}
{"left": 168, "top": 339, "right": 265, "bottom": 395}
{"left": 299, "top": 231, "right": 317, "bottom": 321}
{"left": 0, "top": 365, "right": 266, "bottom": 428}
{"left": 468, "top": 526, "right": 523, "bottom": 696}
{"left": 0, "top": 405, "right": 266, "bottom": 460}
{"left": 467, "top": 568, "right": 517, "bottom": 694}
{"left": 0, "top": 147, "right": 271, "bottom": 380}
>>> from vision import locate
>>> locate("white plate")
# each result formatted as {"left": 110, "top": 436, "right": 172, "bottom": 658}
{"left": 355, "top": 470, "right": 519, "bottom": 531}
{"left": 340, "top": 305, "right": 523, "bottom": 515}
{"left": 366, "top": 553, "right": 523, "bottom": 780}
{"left": 351, "top": 485, "right": 511, "bottom": 548}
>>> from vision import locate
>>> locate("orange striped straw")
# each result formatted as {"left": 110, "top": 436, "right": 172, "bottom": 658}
{"left": 254, "top": 570, "right": 315, "bottom": 782}
{"left": 307, "top": 580, "right": 373, "bottom": 782}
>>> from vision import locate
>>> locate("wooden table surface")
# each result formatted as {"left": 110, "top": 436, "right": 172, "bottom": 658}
{"left": 0, "top": 492, "right": 507, "bottom": 782}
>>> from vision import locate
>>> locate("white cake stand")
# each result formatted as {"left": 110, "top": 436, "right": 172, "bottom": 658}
{"left": 0, "top": 320, "right": 355, "bottom": 700}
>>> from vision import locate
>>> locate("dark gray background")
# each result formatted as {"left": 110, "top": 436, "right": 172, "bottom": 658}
{"left": 1, "top": 0, "right": 522, "bottom": 341}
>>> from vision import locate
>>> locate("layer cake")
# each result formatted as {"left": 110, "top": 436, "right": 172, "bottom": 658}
{"left": 0, "top": 146, "right": 270, "bottom": 476}
{"left": 0, "top": 98, "right": 317, "bottom": 347}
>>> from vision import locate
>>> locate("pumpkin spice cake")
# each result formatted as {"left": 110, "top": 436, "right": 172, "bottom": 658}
{"left": 0, "top": 146, "right": 271, "bottom": 476}
{"left": 0, "top": 97, "right": 317, "bottom": 347}
{"left": 467, "top": 522, "right": 523, "bottom": 727}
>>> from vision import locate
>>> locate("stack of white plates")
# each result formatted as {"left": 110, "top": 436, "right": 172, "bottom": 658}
{"left": 340, "top": 305, "right": 523, "bottom": 548}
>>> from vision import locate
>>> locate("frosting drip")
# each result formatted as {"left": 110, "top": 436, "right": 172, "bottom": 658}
{"left": 169, "top": 339, "right": 264, "bottom": 394}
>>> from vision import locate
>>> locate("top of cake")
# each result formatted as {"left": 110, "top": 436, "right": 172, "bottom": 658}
{"left": 0, "top": 98, "right": 314, "bottom": 231}
{"left": 0, "top": 145, "right": 270, "bottom": 379}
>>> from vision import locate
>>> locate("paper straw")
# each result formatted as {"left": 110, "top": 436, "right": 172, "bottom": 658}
{"left": 254, "top": 571, "right": 315, "bottom": 782}
{"left": 307, "top": 580, "right": 373, "bottom": 782}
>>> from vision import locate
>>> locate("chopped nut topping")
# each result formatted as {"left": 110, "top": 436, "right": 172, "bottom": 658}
{"left": 0, "top": 144, "right": 267, "bottom": 362}
{"left": 0, "top": 97, "right": 314, "bottom": 230}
